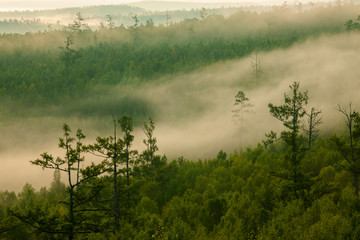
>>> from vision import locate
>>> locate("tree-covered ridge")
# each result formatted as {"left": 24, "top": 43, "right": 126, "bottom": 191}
{"left": 1, "top": 6, "right": 360, "bottom": 238}
{"left": 1, "top": 81, "right": 360, "bottom": 239}
{"left": 0, "top": 0, "right": 332, "bottom": 34}
{"left": 0, "top": 4, "right": 359, "bottom": 120}
{"left": 0, "top": 5, "right": 241, "bottom": 34}
{"left": 1, "top": 122, "right": 360, "bottom": 239}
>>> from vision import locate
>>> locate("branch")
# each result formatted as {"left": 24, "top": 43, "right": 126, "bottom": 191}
{"left": 332, "top": 136, "right": 352, "bottom": 164}
{"left": 74, "top": 169, "right": 107, "bottom": 188}
{"left": 0, "top": 222, "right": 24, "bottom": 233}
{"left": 9, "top": 210, "right": 67, "bottom": 235}
{"left": 73, "top": 209, "right": 111, "bottom": 213}
{"left": 263, "top": 131, "right": 282, "bottom": 148}
{"left": 86, "top": 151, "right": 109, "bottom": 159}
{"left": 74, "top": 187, "right": 103, "bottom": 209}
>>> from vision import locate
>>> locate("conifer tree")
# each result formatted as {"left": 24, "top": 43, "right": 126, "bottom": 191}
{"left": 267, "top": 82, "right": 310, "bottom": 198}
{"left": 333, "top": 104, "right": 360, "bottom": 196}
{"left": 59, "top": 37, "right": 79, "bottom": 83}
{"left": 232, "top": 90, "right": 252, "bottom": 149}
{"left": 119, "top": 116, "right": 138, "bottom": 209}
{"left": 142, "top": 118, "right": 159, "bottom": 182}
{"left": 28, "top": 124, "right": 106, "bottom": 240}
{"left": 86, "top": 118, "right": 123, "bottom": 233}
{"left": 304, "top": 107, "right": 322, "bottom": 149}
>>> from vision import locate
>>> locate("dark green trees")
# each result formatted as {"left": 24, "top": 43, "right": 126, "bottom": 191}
{"left": 268, "top": 82, "right": 310, "bottom": 198}
{"left": 333, "top": 105, "right": 360, "bottom": 196}
{"left": 119, "top": 116, "right": 138, "bottom": 209}
{"left": 304, "top": 107, "right": 322, "bottom": 149}
{"left": 87, "top": 116, "right": 138, "bottom": 232}
{"left": 30, "top": 124, "right": 106, "bottom": 240}
{"left": 141, "top": 118, "right": 159, "bottom": 182}
{"left": 6, "top": 110, "right": 360, "bottom": 239}
{"left": 59, "top": 37, "right": 80, "bottom": 83}
{"left": 86, "top": 118, "right": 123, "bottom": 233}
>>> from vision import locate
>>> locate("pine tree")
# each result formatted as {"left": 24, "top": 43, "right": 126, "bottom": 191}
{"left": 142, "top": 118, "right": 159, "bottom": 182}
{"left": 332, "top": 104, "right": 360, "bottom": 196}
{"left": 268, "top": 82, "right": 311, "bottom": 198}
{"left": 29, "top": 124, "right": 106, "bottom": 240}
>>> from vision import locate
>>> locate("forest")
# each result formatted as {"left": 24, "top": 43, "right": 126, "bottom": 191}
{"left": 1, "top": 2, "right": 360, "bottom": 239}
{"left": 0, "top": 4, "right": 243, "bottom": 34}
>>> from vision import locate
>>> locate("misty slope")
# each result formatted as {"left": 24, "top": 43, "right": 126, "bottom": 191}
{"left": 2, "top": 4, "right": 360, "bottom": 240}
{"left": 0, "top": 4, "right": 359, "bottom": 120}
{"left": 1, "top": 31, "right": 360, "bottom": 192}
{"left": 0, "top": 4, "right": 360, "bottom": 192}
{"left": 3, "top": 33, "right": 360, "bottom": 238}
{"left": 3, "top": 129, "right": 360, "bottom": 239}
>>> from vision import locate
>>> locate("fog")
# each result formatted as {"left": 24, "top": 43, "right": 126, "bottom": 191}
{"left": 140, "top": 32, "right": 360, "bottom": 157}
{"left": 1, "top": 32, "right": 360, "bottom": 192}
{"left": 0, "top": 0, "right": 321, "bottom": 12}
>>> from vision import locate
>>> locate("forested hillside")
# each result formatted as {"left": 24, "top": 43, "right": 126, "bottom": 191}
{"left": 1, "top": 3, "right": 360, "bottom": 239}
{"left": 2, "top": 96, "right": 360, "bottom": 239}
{"left": 0, "top": 4, "right": 359, "bottom": 119}
{"left": 0, "top": 4, "right": 241, "bottom": 34}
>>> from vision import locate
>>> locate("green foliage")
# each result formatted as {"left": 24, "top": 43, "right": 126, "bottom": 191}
{"left": 3, "top": 5, "right": 360, "bottom": 239}
{"left": 10, "top": 124, "right": 109, "bottom": 240}
{"left": 140, "top": 118, "right": 159, "bottom": 181}
{"left": 268, "top": 82, "right": 308, "bottom": 147}
{"left": 332, "top": 105, "right": 360, "bottom": 196}
{"left": 0, "top": 5, "right": 357, "bottom": 121}
{"left": 267, "top": 82, "right": 311, "bottom": 199}
{"left": 345, "top": 15, "right": 360, "bottom": 31}
{"left": 2, "top": 132, "right": 360, "bottom": 239}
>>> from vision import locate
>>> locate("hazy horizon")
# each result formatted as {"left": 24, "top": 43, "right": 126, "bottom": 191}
{"left": 0, "top": 0, "right": 326, "bottom": 11}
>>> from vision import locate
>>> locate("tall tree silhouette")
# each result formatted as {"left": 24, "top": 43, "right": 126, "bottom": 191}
{"left": 268, "top": 82, "right": 310, "bottom": 198}
{"left": 29, "top": 124, "right": 106, "bottom": 240}
{"left": 332, "top": 104, "right": 360, "bottom": 196}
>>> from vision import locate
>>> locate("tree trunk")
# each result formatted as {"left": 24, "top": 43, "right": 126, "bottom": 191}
{"left": 150, "top": 146, "right": 154, "bottom": 182}
{"left": 309, "top": 108, "right": 313, "bottom": 149}
{"left": 354, "top": 172, "right": 359, "bottom": 197}
{"left": 113, "top": 120, "right": 118, "bottom": 233}
{"left": 126, "top": 146, "right": 130, "bottom": 208}
{"left": 76, "top": 160, "right": 80, "bottom": 185}
{"left": 66, "top": 136, "right": 74, "bottom": 240}
{"left": 69, "top": 185, "right": 74, "bottom": 240}
{"left": 113, "top": 161, "right": 118, "bottom": 231}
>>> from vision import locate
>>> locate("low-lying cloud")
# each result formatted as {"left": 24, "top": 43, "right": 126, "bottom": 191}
{"left": 2, "top": 32, "right": 360, "bottom": 192}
